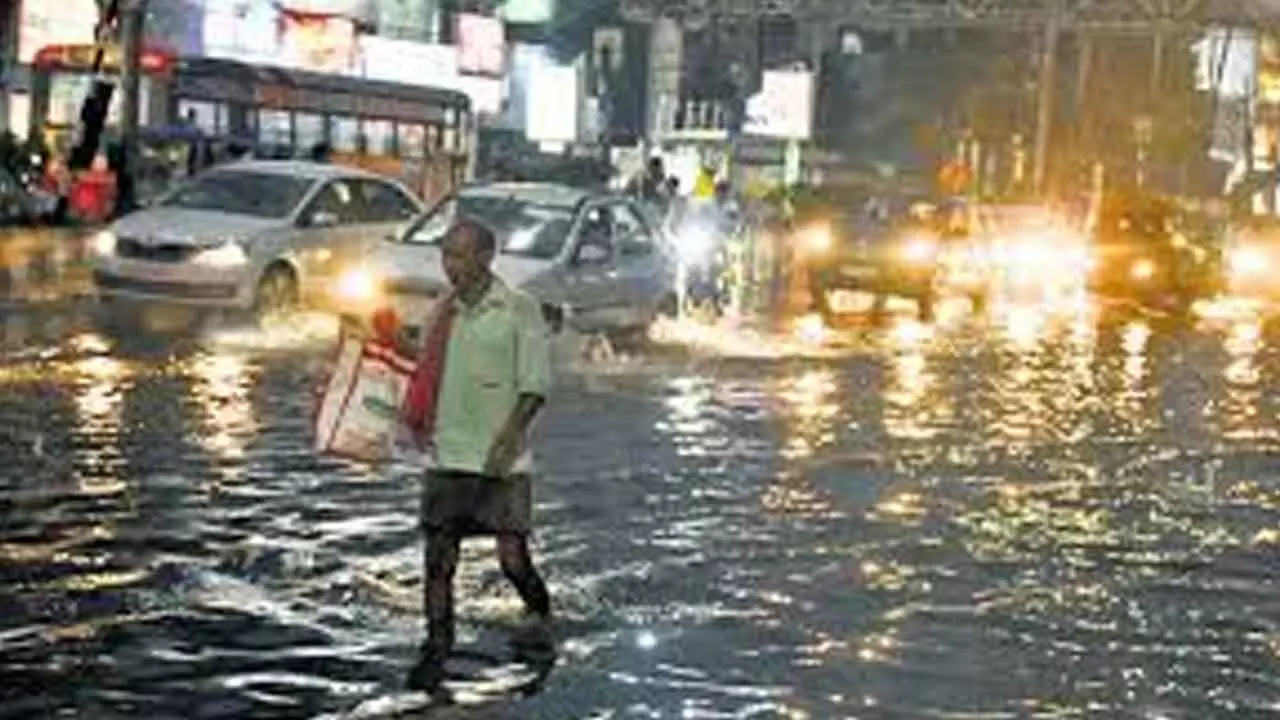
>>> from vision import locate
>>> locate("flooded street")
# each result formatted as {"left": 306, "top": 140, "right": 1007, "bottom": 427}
{"left": 1, "top": 251, "right": 1279, "bottom": 718}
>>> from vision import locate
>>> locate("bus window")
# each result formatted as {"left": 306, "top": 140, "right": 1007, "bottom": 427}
{"left": 399, "top": 123, "right": 425, "bottom": 159}
{"left": 443, "top": 123, "right": 458, "bottom": 153}
{"left": 365, "top": 118, "right": 393, "bottom": 156}
{"left": 296, "top": 113, "right": 324, "bottom": 152}
{"left": 426, "top": 124, "right": 440, "bottom": 151}
{"left": 332, "top": 116, "right": 360, "bottom": 151}
{"left": 259, "top": 109, "right": 291, "bottom": 147}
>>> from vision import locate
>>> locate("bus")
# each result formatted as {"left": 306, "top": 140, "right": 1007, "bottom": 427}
{"left": 29, "top": 43, "right": 473, "bottom": 205}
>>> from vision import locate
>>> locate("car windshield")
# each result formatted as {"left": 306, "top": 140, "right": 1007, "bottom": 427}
{"left": 159, "top": 170, "right": 314, "bottom": 219}
{"left": 400, "top": 192, "right": 575, "bottom": 260}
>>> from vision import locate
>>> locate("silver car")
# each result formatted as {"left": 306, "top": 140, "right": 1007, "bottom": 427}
{"left": 89, "top": 160, "right": 424, "bottom": 315}
{"left": 330, "top": 182, "right": 678, "bottom": 338}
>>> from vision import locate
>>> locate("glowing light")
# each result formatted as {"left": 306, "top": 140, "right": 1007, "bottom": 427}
{"left": 636, "top": 630, "right": 658, "bottom": 650}
{"left": 1229, "top": 245, "right": 1269, "bottom": 276}
{"left": 89, "top": 230, "right": 116, "bottom": 256}
{"left": 1131, "top": 258, "right": 1156, "bottom": 280}
{"left": 900, "top": 235, "right": 938, "bottom": 263}
{"left": 794, "top": 312, "right": 826, "bottom": 345}
{"left": 334, "top": 267, "right": 381, "bottom": 305}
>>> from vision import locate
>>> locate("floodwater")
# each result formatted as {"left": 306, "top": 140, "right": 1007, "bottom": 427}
{"left": 1, "top": 294, "right": 1279, "bottom": 719}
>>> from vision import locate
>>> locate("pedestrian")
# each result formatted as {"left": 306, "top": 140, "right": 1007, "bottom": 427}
{"left": 402, "top": 216, "right": 555, "bottom": 693}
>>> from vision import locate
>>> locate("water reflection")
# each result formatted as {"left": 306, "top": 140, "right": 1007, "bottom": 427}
{"left": 7, "top": 294, "right": 1280, "bottom": 717}
{"left": 883, "top": 319, "right": 937, "bottom": 441}
{"left": 776, "top": 368, "right": 838, "bottom": 460}
{"left": 1220, "top": 320, "right": 1263, "bottom": 439}
{"left": 70, "top": 334, "right": 133, "bottom": 494}
{"left": 187, "top": 350, "right": 258, "bottom": 463}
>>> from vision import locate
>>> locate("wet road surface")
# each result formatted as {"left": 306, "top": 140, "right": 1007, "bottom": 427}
{"left": 1, "top": 236, "right": 1279, "bottom": 719}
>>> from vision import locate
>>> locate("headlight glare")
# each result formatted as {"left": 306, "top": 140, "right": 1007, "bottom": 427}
{"left": 1229, "top": 246, "right": 1269, "bottom": 276}
{"left": 335, "top": 267, "right": 381, "bottom": 304}
{"left": 90, "top": 230, "right": 117, "bottom": 256}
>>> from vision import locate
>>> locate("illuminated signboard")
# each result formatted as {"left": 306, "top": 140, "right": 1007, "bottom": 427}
{"left": 33, "top": 44, "right": 177, "bottom": 75}
{"left": 18, "top": 0, "right": 99, "bottom": 63}
{"left": 455, "top": 13, "right": 505, "bottom": 78}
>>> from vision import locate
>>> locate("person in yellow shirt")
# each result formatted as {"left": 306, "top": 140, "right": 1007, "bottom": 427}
{"left": 405, "top": 218, "right": 555, "bottom": 693}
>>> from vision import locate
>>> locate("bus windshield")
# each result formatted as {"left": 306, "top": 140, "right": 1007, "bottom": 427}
{"left": 160, "top": 170, "right": 315, "bottom": 219}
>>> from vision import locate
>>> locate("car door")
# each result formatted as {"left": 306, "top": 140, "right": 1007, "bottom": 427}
{"left": 610, "top": 199, "right": 673, "bottom": 325}
{"left": 353, "top": 178, "right": 422, "bottom": 248}
{"left": 293, "top": 178, "right": 365, "bottom": 291}
{"left": 558, "top": 202, "right": 619, "bottom": 332}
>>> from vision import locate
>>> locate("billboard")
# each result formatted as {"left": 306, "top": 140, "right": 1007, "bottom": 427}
{"left": 359, "top": 36, "right": 503, "bottom": 115}
{"left": 499, "top": 0, "right": 555, "bottom": 25}
{"left": 527, "top": 61, "right": 578, "bottom": 142}
{"left": 18, "top": 0, "right": 99, "bottom": 63}
{"left": 278, "top": 8, "right": 360, "bottom": 74}
{"left": 455, "top": 12, "right": 505, "bottom": 77}
{"left": 744, "top": 69, "right": 814, "bottom": 140}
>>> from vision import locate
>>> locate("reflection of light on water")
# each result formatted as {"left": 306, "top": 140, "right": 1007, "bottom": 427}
{"left": 777, "top": 368, "right": 839, "bottom": 461}
{"left": 76, "top": 356, "right": 129, "bottom": 421}
{"left": 794, "top": 313, "right": 826, "bottom": 345}
{"left": 207, "top": 312, "right": 338, "bottom": 352}
{"left": 1122, "top": 321, "right": 1151, "bottom": 387}
{"left": 885, "top": 350, "right": 935, "bottom": 440}
{"left": 884, "top": 318, "right": 938, "bottom": 440}
{"left": 1002, "top": 305, "right": 1047, "bottom": 350}
{"left": 1221, "top": 320, "right": 1263, "bottom": 438}
{"left": 648, "top": 315, "right": 836, "bottom": 359}
{"left": 189, "top": 352, "right": 257, "bottom": 461}
{"left": 888, "top": 318, "right": 933, "bottom": 348}
{"left": 71, "top": 340, "right": 134, "bottom": 495}
{"left": 658, "top": 375, "right": 716, "bottom": 448}
{"left": 1225, "top": 320, "right": 1261, "bottom": 385}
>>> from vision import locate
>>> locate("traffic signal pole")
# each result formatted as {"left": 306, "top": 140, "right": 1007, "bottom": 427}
{"left": 115, "top": 0, "right": 145, "bottom": 215}
{"left": 53, "top": 0, "right": 145, "bottom": 223}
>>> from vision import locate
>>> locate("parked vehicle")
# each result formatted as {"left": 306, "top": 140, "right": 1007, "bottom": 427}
{"left": 89, "top": 160, "right": 423, "bottom": 318}
{"left": 330, "top": 182, "right": 679, "bottom": 341}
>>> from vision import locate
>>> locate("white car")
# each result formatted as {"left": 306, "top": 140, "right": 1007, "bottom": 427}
{"left": 331, "top": 182, "right": 678, "bottom": 339}
{"left": 89, "top": 160, "right": 424, "bottom": 316}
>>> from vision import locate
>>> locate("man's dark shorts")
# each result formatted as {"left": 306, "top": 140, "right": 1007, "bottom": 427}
{"left": 421, "top": 469, "right": 532, "bottom": 536}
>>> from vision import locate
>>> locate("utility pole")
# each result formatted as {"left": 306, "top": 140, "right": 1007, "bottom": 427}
{"left": 114, "top": 0, "right": 146, "bottom": 215}
{"left": 1032, "top": 0, "right": 1062, "bottom": 196}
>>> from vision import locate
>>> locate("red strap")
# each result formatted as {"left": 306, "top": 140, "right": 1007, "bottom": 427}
{"left": 401, "top": 301, "right": 457, "bottom": 443}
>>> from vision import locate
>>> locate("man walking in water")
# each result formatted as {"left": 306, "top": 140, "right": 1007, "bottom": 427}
{"left": 404, "top": 217, "right": 555, "bottom": 693}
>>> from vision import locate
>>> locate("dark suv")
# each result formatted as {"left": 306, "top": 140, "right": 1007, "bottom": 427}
{"left": 1088, "top": 196, "right": 1223, "bottom": 312}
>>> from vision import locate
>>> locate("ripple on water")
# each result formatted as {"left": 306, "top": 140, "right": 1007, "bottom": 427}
{"left": 1, "top": 313, "right": 1280, "bottom": 717}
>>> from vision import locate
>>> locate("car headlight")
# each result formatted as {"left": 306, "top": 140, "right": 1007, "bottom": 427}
{"left": 900, "top": 235, "right": 938, "bottom": 264}
{"left": 1229, "top": 246, "right": 1269, "bottom": 276}
{"left": 334, "top": 267, "right": 382, "bottom": 304}
{"left": 89, "top": 230, "right": 117, "bottom": 256}
{"left": 194, "top": 242, "right": 249, "bottom": 267}
{"left": 1131, "top": 258, "right": 1156, "bottom": 280}
{"left": 800, "top": 224, "right": 832, "bottom": 254}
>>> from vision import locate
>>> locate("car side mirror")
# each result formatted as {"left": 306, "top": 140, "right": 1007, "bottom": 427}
{"left": 305, "top": 210, "right": 340, "bottom": 228}
{"left": 575, "top": 243, "right": 610, "bottom": 265}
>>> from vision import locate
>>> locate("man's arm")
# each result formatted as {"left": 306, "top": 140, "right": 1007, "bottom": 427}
{"left": 483, "top": 295, "right": 553, "bottom": 477}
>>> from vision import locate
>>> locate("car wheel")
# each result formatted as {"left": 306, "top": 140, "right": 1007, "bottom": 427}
{"left": 254, "top": 264, "right": 300, "bottom": 324}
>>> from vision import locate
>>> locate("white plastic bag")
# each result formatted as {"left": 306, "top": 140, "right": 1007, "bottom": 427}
{"left": 314, "top": 333, "right": 415, "bottom": 463}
